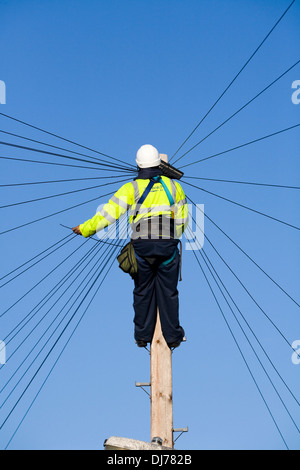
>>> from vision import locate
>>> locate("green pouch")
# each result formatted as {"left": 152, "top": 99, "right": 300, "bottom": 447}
{"left": 117, "top": 242, "right": 138, "bottom": 278}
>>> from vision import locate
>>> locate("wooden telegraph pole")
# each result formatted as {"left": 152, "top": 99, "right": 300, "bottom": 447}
{"left": 150, "top": 311, "right": 173, "bottom": 448}
{"left": 150, "top": 153, "right": 174, "bottom": 449}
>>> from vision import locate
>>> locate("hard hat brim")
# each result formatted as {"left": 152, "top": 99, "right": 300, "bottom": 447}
{"left": 136, "top": 157, "right": 161, "bottom": 169}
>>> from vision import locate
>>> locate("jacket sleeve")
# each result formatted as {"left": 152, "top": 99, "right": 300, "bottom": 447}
{"left": 174, "top": 182, "right": 189, "bottom": 238}
{"left": 79, "top": 182, "right": 135, "bottom": 238}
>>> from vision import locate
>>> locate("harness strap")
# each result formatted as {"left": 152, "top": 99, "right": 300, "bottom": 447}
{"left": 133, "top": 176, "right": 175, "bottom": 223}
{"left": 160, "top": 249, "right": 177, "bottom": 267}
{"left": 153, "top": 176, "right": 175, "bottom": 206}
{"left": 160, "top": 242, "right": 182, "bottom": 283}
{"left": 179, "top": 240, "right": 183, "bottom": 281}
{"left": 133, "top": 179, "right": 156, "bottom": 223}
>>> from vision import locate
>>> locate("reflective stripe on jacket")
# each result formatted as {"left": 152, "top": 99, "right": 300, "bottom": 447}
{"left": 79, "top": 176, "right": 189, "bottom": 239}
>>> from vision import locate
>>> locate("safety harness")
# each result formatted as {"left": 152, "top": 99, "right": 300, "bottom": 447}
{"left": 133, "top": 175, "right": 175, "bottom": 221}
{"left": 117, "top": 176, "right": 182, "bottom": 280}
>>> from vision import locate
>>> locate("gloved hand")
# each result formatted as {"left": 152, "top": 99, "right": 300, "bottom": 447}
{"left": 72, "top": 225, "right": 82, "bottom": 235}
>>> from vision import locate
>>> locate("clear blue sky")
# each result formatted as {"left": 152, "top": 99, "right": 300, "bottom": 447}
{"left": 0, "top": 0, "right": 299, "bottom": 450}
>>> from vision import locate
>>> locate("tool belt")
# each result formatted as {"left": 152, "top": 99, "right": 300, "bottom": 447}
{"left": 132, "top": 214, "right": 175, "bottom": 240}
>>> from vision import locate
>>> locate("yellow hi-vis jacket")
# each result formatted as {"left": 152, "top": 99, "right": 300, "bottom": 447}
{"left": 79, "top": 176, "right": 189, "bottom": 239}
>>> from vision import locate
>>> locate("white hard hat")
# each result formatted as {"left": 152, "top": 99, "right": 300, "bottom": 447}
{"left": 136, "top": 144, "right": 161, "bottom": 168}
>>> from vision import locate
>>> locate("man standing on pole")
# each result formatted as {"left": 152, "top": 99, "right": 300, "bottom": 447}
{"left": 72, "top": 144, "right": 188, "bottom": 349}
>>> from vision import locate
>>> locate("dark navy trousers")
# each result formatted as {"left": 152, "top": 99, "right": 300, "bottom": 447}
{"left": 132, "top": 241, "right": 185, "bottom": 345}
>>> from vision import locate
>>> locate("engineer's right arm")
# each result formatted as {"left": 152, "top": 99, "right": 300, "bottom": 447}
{"left": 72, "top": 182, "right": 135, "bottom": 238}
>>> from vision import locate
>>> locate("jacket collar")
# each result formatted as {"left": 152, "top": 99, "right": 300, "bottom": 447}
{"left": 135, "top": 166, "right": 162, "bottom": 180}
